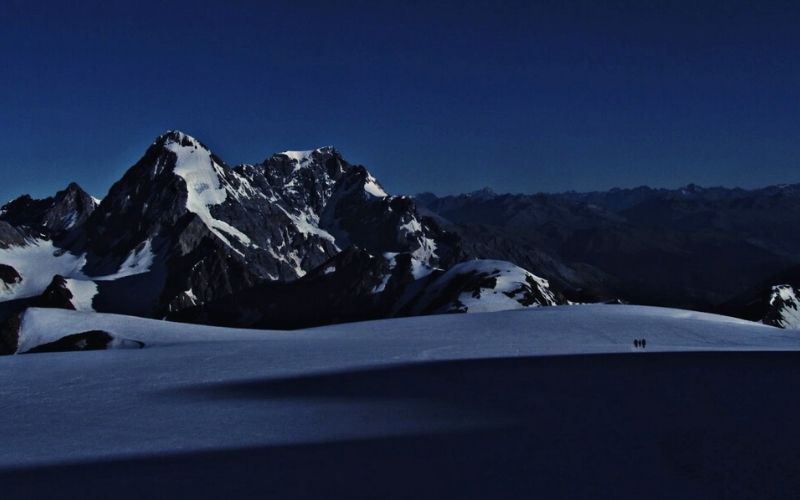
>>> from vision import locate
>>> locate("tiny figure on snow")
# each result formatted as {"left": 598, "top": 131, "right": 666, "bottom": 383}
{"left": 633, "top": 339, "right": 640, "bottom": 349}
{"left": 641, "top": 338, "right": 646, "bottom": 349}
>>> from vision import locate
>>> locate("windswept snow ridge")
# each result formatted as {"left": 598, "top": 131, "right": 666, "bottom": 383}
{"left": 11, "top": 303, "right": 792, "bottom": 357}
{"left": 15, "top": 307, "right": 271, "bottom": 353}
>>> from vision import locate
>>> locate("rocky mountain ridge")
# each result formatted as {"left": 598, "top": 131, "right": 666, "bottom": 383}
{"left": 418, "top": 184, "right": 800, "bottom": 325}
{"left": 0, "top": 131, "right": 560, "bottom": 344}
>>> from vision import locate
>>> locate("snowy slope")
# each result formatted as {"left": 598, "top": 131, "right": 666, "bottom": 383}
{"left": 15, "top": 307, "right": 279, "bottom": 353}
{"left": 14, "top": 304, "right": 791, "bottom": 356}
{"left": 0, "top": 237, "right": 156, "bottom": 306}
{"left": 1, "top": 304, "right": 800, "bottom": 498}
{"left": 0, "top": 239, "right": 88, "bottom": 300}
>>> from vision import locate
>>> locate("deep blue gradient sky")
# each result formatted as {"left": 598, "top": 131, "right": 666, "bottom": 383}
{"left": 2, "top": 0, "right": 799, "bottom": 202}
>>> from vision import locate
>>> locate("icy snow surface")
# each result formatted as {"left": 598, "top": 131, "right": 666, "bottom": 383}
{"left": 1, "top": 304, "right": 799, "bottom": 469}
{"left": 63, "top": 279, "right": 97, "bottom": 312}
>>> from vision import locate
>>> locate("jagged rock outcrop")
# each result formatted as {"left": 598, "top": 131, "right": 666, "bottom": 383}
{"left": 396, "top": 259, "right": 562, "bottom": 315}
{"left": 0, "top": 263, "right": 21, "bottom": 291}
{"left": 0, "top": 222, "right": 28, "bottom": 249}
{"left": 76, "top": 131, "right": 461, "bottom": 317}
{"left": 0, "top": 182, "right": 97, "bottom": 240}
{"left": 34, "top": 275, "right": 76, "bottom": 310}
{"left": 763, "top": 284, "right": 800, "bottom": 329}
{"left": 169, "top": 253, "right": 564, "bottom": 330}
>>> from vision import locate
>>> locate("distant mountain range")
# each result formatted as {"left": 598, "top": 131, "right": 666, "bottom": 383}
{"left": 416, "top": 183, "right": 800, "bottom": 326}
{"left": 1, "top": 131, "right": 799, "bottom": 351}
{"left": 0, "top": 132, "right": 561, "bottom": 349}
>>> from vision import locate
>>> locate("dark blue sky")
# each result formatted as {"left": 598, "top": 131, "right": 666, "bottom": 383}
{"left": 2, "top": 0, "right": 799, "bottom": 202}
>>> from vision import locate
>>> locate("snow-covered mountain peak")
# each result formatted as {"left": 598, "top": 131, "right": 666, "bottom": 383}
{"left": 161, "top": 132, "right": 252, "bottom": 251}
{"left": 64, "top": 182, "right": 85, "bottom": 194}
{"left": 155, "top": 130, "right": 207, "bottom": 150}
{"left": 269, "top": 145, "right": 341, "bottom": 170}
{"left": 1, "top": 133, "right": 463, "bottom": 320}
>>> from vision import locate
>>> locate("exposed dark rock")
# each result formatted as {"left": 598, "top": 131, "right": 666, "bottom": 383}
{"left": 0, "top": 264, "right": 22, "bottom": 287}
{"left": 762, "top": 284, "right": 800, "bottom": 329}
{"left": 34, "top": 275, "right": 75, "bottom": 310}
{"left": 0, "top": 221, "right": 28, "bottom": 249}
{"left": 170, "top": 252, "right": 562, "bottom": 330}
{"left": 169, "top": 246, "right": 390, "bottom": 329}
{"left": 0, "top": 182, "right": 96, "bottom": 238}
{"left": 24, "top": 330, "right": 144, "bottom": 353}
{"left": 2, "top": 132, "right": 564, "bottom": 329}
{"left": 74, "top": 131, "right": 460, "bottom": 318}
{"left": 0, "top": 313, "right": 21, "bottom": 355}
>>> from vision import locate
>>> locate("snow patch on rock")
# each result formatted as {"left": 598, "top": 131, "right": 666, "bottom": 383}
{"left": 428, "top": 259, "right": 558, "bottom": 313}
{"left": 165, "top": 134, "right": 252, "bottom": 253}
{"left": 64, "top": 279, "right": 98, "bottom": 312}
{"left": 767, "top": 285, "right": 800, "bottom": 329}
{"left": 276, "top": 205, "right": 337, "bottom": 244}
{"left": 95, "top": 240, "right": 155, "bottom": 281}
{"left": 410, "top": 257, "right": 436, "bottom": 280}
{"left": 364, "top": 173, "right": 388, "bottom": 198}
{"left": 398, "top": 216, "right": 438, "bottom": 265}
{"left": 279, "top": 150, "right": 315, "bottom": 171}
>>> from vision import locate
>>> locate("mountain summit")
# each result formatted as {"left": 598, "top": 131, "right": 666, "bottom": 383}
{"left": 0, "top": 131, "right": 560, "bottom": 329}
